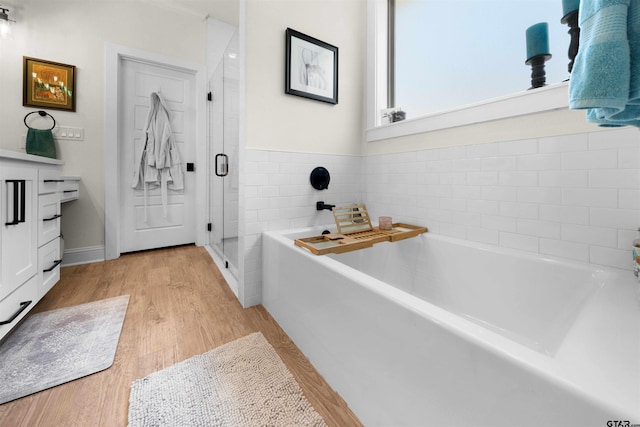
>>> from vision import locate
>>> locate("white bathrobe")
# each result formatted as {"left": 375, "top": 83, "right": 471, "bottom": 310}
{"left": 132, "top": 91, "right": 184, "bottom": 219}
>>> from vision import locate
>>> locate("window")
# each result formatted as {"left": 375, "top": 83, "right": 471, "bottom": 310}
{"left": 367, "top": 0, "right": 571, "bottom": 139}
{"left": 390, "top": 0, "right": 569, "bottom": 118}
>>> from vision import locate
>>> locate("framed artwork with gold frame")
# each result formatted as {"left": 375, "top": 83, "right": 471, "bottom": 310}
{"left": 23, "top": 57, "right": 76, "bottom": 112}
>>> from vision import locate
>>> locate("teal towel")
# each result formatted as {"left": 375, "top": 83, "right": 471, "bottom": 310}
{"left": 569, "top": 0, "right": 640, "bottom": 127}
{"left": 25, "top": 128, "right": 57, "bottom": 159}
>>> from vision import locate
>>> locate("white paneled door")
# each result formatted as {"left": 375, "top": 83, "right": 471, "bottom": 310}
{"left": 119, "top": 58, "right": 196, "bottom": 253}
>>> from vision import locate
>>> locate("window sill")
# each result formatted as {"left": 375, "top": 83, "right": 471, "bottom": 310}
{"left": 366, "top": 81, "right": 569, "bottom": 142}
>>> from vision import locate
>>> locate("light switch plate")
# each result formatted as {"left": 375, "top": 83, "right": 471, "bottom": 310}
{"left": 53, "top": 126, "right": 84, "bottom": 141}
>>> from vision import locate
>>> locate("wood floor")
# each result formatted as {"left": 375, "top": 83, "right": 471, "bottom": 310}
{"left": 0, "top": 245, "right": 362, "bottom": 427}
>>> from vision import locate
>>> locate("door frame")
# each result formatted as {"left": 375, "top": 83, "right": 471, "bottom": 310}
{"left": 104, "top": 43, "right": 207, "bottom": 260}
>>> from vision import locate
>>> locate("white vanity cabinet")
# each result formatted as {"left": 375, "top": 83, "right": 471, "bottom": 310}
{"left": 37, "top": 164, "right": 63, "bottom": 297}
{"left": 0, "top": 150, "right": 64, "bottom": 341}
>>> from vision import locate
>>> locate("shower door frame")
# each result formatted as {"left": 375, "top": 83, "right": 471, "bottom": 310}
{"left": 207, "top": 31, "right": 240, "bottom": 283}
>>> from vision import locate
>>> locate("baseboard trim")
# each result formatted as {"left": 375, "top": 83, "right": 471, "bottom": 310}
{"left": 61, "top": 245, "right": 105, "bottom": 267}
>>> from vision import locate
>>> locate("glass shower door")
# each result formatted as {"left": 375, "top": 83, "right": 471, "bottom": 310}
{"left": 209, "top": 31, "right": 239, "bottom": 278}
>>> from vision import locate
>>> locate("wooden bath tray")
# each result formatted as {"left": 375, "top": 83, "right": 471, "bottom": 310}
{"left": 295, "top": 205, "right": 427, "bottom": 255}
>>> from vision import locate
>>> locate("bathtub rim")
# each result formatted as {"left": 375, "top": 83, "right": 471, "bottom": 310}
{"left": 263, "top": 226, "right": 639, "bottom": 420}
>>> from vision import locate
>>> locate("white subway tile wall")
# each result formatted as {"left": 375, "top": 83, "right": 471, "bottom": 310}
{"left": 243, "top": 127, "right": 639, "bottom": 305}
{"left": 363, "top": 127, "right": 640, "bottom": 270}
{"left": 242, "top": 150, "right": 362, "bottom": 305}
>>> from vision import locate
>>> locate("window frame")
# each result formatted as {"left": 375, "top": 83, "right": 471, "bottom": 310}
{"left": 387, "top": 0, "right": 395, "bottom": 109}
{"left": 366, "top": 0, "right": 569, "bottom": 142}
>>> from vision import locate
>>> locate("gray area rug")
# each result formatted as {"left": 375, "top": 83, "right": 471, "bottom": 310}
{"left": 128, "top": 332, "right": 327, "bottom": 427}
{"left": 0, "top": 295, "right": 129, "bottom": 405}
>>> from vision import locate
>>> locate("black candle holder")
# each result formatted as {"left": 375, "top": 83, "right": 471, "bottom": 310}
{"left": 525, "top": 53, "right": 552, "bottom": 89}
{"left": 561, "top": 9, "right": 580, "bottom": 74}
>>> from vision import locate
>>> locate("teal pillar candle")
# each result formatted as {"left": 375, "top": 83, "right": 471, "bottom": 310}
{"left": 526, "top": 22, "right": 550, "bottom": 60}
{"left": 562, "top": 0, "right": 580, "bottom": 16}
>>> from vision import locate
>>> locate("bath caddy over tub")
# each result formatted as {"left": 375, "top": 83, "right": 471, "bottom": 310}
{"left": 294, "top": 204, "right": 427, "bottom": 255}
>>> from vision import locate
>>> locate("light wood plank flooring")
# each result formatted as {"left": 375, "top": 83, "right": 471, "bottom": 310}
{"left": 0, "top": 245, "right": 362, "bottom": 427}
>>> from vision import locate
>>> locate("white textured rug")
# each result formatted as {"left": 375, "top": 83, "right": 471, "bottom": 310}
{"left": 128, "top": 332, "right": 327, "bottom": 427}
{"left": 0, "top": 295, "right": 130, "bottom": 405}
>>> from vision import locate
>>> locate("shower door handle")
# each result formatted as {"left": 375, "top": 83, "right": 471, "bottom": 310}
{"left": 215, "top": 153, "right": 229, "bottom": 177}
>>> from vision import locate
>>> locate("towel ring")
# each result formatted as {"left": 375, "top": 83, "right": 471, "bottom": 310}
{"left": 24, "top": 110, "right": 56, "bottom": 130}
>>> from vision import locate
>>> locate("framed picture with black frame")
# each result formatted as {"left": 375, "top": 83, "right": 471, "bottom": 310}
{"left": 285, "top": 28, "right": 338, "bottom": 104}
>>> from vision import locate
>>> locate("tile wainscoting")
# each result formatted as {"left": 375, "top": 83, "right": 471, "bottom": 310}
{"left": 243, "top": 127, "right": 639, "bottom": 306}
{"left": 363, "top": 127, "right": 639, "bottom": 270}
{"left": 242, "top": 150, "right": 362, "bottom": 306}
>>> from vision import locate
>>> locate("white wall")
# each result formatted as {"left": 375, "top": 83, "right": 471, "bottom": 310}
{"left": 245, "top": 0, "right": 365, "bottom": 156}
{"left": 239, "top": 0, "right": 367, "bottom": 305}
{"left": 0, "top": 0, "right": 207, "bottom": 252}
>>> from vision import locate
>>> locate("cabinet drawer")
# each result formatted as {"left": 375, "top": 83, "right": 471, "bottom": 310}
{"left": 39, "top": 167, "right": 62, "bottom": 194}
{"left": 0, "top": 275, "right": 38, "bottom": 342}
{"left": 39, "top": 237, "right": 61, "bottom": 297}
{"left": 61, "top": 177, "right": 80, "bottom": 203}
{"left": 38, "top": 192, "right": 61, "bottom": 246}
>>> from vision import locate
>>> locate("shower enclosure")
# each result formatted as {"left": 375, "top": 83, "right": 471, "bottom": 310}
{"left": 208, "top": 29, "right": 239, "bottom": 281}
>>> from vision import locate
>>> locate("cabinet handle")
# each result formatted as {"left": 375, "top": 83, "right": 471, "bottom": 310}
{"left": 4, "top": 180, "right": 26, "bottom": 226}
{"left": 43, "top": 179, "right": 64, "bottom": 183}
{"left": 43, "top": 214, "right": 62, "bottom": 222}
{"left": 43, "top": 259, "right": 62, "bottom": 273}
{"left": 0, "top": 301, "right": 32, "bottom": 325}
{"left": 4, "top": 181, "right": 19, "bottom": 226}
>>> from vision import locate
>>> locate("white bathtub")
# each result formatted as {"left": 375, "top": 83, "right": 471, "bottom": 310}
{"left": 263, "top": 227, "right": 640, "bottom": 427}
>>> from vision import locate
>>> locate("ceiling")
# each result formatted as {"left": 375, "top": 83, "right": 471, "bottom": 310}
{"left": 3, "top": 0, "right": 239, "bottom": 26}
{"left": 141, "top": 0, "right": 239, "bottom": 24}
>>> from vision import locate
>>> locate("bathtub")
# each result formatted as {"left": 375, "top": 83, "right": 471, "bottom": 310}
{"left": 262, "top": 227, "right": 640, "bottom": 427}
